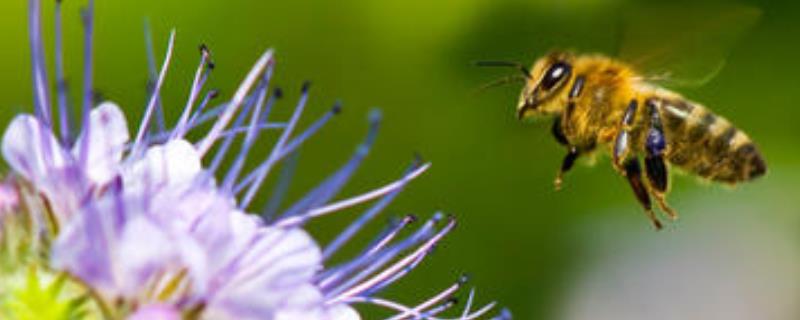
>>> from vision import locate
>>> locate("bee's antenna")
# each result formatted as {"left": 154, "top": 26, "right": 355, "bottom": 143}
{"left": 475, "top": 74, "right": 527, "bottom": 94}
{"left": 474, "top": 60, "right": 532, "bottom": 79}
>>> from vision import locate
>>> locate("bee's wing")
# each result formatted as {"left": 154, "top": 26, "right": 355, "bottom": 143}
{"left": 617, "top": 4, "right": 761, "bottom": 88}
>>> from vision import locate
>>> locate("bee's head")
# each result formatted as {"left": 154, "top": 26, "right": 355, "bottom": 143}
{"left": 517, "top": 52, "right": 575, "bottom": 119}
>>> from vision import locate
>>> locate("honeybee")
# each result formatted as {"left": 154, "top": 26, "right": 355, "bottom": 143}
{"left": 478, "top": 6, "right": 766, "bottom": 229}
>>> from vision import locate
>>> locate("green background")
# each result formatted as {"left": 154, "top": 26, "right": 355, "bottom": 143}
{"left": 1, "top": 0, "right": 799, "bottom": 318}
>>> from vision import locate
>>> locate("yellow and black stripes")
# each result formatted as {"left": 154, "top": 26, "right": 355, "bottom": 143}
{"left": 657, "top": 97, "right": 766, "bottom": 183}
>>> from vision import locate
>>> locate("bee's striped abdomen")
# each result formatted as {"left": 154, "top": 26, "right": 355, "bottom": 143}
{"left": 657, "top": 98, "right": 766, "bottom": 183}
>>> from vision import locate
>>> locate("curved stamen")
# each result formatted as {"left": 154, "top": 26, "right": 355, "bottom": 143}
{"left": 172, "top": 44, "right": 215, "bottom": 140}
{"left": 196, "top": 49, "right": 274, "bottom": 155}
{"left": 328, "top": 215, "right": 456, "bottom": 303}
{"left": 208, "top": 81, "right": 265, "bottom": 174}
{"left": 362, "top": 215, "right": 418, "bottom": 258}
{"left": 221, "top": 73, "right": 273, "bottom": 191}
{"left": 182, "top": 89, "right": 220, "bottom": 135}
{"left": 28, "top": 0, "right": 52, "bottom": 126}
{"left": 274, "top": 163, "right": 430, "bottom": 228}
{"left": 342, "top": 296, "right": 497, "bottom": 320}
{"left": 233, "top": 99, "right": 336, "bottom": 198}
{"left": 386, "top": 275, "right": 468, "bottom": 320}
{"left": 143, "top": 19, "right": 168, "bottom": 135}
{"left": 279, "top": 107, "right": 375, "bottom": 219}
{"left": 54, "top": 0, "right": 70, "bottom": 142}
{"left": 322, "top": 184, "right": 405, "bottom": 261}
{"left": 260, "top": 150, "right": 300, "bottom": 220}
{"left": 318, "top": 214, "right": 431, "bottom": 290}
{"left": 239, "top": 82, "right": 309, "bottom": 207}
{"left": 130, "top": 29, "right": 175, "bottom": 158}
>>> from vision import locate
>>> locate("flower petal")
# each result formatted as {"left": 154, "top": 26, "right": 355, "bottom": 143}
{"left": 123, "top": 139, "right": 203, "bottom": 194}
{"left": 117, "top": 216, "right": 181, "bottom": 296}
{"left": 1, "top": 115, "right": 68, "bottom": 183}
{"left": 72, "top": 102, "right": 130, "bottom": 186}
{"left": 205, "top": 227, "right": 324, "bottom": 318}
{"left": 128, "top": 304, "right": 182, "bottom": 320}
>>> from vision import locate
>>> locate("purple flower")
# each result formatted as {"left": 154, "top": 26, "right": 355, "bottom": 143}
{"left": 0, "top": 0, "right": 509, "bottom": 319}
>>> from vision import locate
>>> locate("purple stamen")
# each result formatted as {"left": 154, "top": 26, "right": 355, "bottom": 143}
{"left": 385, "top": 275, "right": 467, "bottom": 320}
{"left": 341, "top": 296, "right": 495, "bottom": 320}
{"left": 172, "top": 44, "right": 214, "bottom": 140}
{"left": 232, "top": 97, "right": 335, "bottom": 197}
{"left": 279, "top": 105, "right": 373, "bottom": 219}
{"left": 260, "top": 149, "right": 300, "bottom": 220}
{"left": 196, "top": 50, "right": 274, "bottom": 155}
{"left": 273, "top": 101, "right": 341, "bottom": 160}
{"left": 215, "top": 123, "right": 286, "bottom": 139}
{"left": 54, "top": 0, "right": 70, "bottom": 143}
{"left": 28, "top": 0, "right": 52, "bottom": 126}
{"left": 328, "top": 215, "right": 456, "bottom": 303}
{"left": 183, "top": 89, "right": 220, "bottom": 133}
{"left": 322, "top": 161, "right": 419, "bottom": 261}
{"left": 319, "top": 214, "right": 439, "bottom": 292}
{"left": 461, "top": 289, "right": 476, "bottom": 319}
{"left": 420, "top": 298, "right": 460, "bottom": 318}
{"left": 208, "top": 84, "right": 264, "bottom": 174}
{"left": 273, "top": 163, "right": 430, "bottom": 228}
{"left": 362, "top": 215, "right": 418, "bottom": 258}
{"left": 239, "top": 82, "right": 309, "bottom": 208}
{"left": 130, "top": 30, "right": 176, "bottom": 158}
{"left": 360, "top": 246, "right": 431, "bottom": 296}
{"left": 221, "top": 74, "right": 272, "bottom": 191}
{"left": 81, "top": 0, "right": 95, "bottom": 126}
{"left": 143, "top": 19, "right": 166, "bottom": 135}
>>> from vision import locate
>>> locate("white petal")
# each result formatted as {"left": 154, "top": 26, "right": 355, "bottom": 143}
{"left": 205, "top": 228, "right": 324, "bottom": 318}
{"left": 123, "top": 139, "right": 203, "bottom": 194}
{"left": 127, "top": 304, "right": 182, "bottom": 320}
{"left": 232, "top": 227, "right": 321, "bottom": 289}
{"left": 275, "top": 290, "right": 362, "bottom": 320}
{"left": 325, "top": 305, "right": 361, "bottom": 320}
{"left": 117, "top": 216, "right": 179, "bottom": 296}
{"left": 72, "top": 102, "right": 130, "bottom": 186}
{"left": 2, "top": 115, "right": 68, "bottom": 183}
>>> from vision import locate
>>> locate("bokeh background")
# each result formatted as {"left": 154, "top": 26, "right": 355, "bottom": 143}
{"left": 1, "top": 0, "right": 799, "bottom": 318}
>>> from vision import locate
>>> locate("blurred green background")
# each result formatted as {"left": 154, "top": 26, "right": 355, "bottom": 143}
{"left": 1, "top": 0, "right": 799, "bottom": 318}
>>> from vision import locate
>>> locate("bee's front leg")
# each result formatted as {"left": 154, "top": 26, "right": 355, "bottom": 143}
{"left": 552, "top": 75, "right": 586, "bottom": 190}
{"left": 644, "top": 99, "right": 678, "bottom": 220}
{"left": 613, "top": 99, "right": 638, "bottom": 173}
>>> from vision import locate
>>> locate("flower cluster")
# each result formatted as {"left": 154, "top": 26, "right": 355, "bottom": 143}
{"left": 0, "top": 0, "right": 509, "bottom": 319}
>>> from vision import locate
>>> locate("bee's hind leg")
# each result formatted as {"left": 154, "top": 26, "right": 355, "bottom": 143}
{"left": 622, "top": 157, "right": 663, "bottom": 230}
{"left": 643, "top": 99, "right": 679, "bottom": 220}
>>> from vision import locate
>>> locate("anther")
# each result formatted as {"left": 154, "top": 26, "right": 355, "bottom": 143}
{"left": 458, "top": 273, "right": 471, "bottom": 285}
{"left": 331, "top": 101, "right": 343, "bottom": 115}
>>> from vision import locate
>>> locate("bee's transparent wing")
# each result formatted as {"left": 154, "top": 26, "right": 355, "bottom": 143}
{"left": 618, "top": 4, "right": 761, "bottom": 88}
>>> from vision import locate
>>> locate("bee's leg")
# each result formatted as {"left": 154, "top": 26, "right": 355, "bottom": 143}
{"left": 551, "top": 115, "right": 569, "bottom": 146}
{"left": 562, "top": 75, "right": 586, "bottom": 134}
{"left": 644, "top": 99, "right": 678, "bottom": 220}
{"left": 554, "top": 146, "right": 579, "bottom": 191}
{"left": 622, "top": 157, "right": 663, "bottom": 230}
{"left": 552, "top": 76, "right": 586, "bottom": 190}
{"left": 551, "top": 116, "right": 584, "bottom": 190}
{"left": 613, "top": 99, "right": 638, "bottom": 172}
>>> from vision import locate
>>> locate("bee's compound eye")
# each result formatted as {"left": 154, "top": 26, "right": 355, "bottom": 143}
{"left": 541, "top": 62, "right": 571, "bottom": 90}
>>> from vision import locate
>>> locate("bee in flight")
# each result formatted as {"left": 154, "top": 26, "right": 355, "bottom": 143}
{"left": 478, "top": 50, "right": 767, "bottom": 229}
